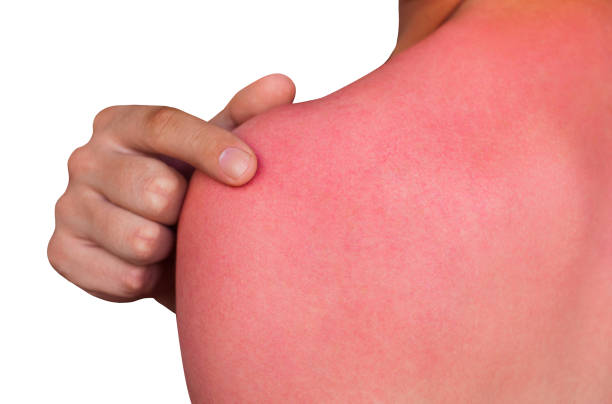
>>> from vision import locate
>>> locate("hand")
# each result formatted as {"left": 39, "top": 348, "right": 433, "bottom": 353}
{"left": 47, "top": 73, "right": 296, "bottom": 312}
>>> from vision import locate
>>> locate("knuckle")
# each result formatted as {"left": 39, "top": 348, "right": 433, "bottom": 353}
{"left": 54, "top": 193, "right": 72, "bottom": 221}
{"left": 143, "top": 174, "right": 181, "bottom": 217}
{"left": 93, "top": 106, "right": 119, "bottom": 131}
{"left": 146, "top": 191, "right": 170, "bottom": 219}
{"left": 47, "top": 234, "right": 68, "bottom": 276}
{"left": 145, "top": 106, "right": 179, "bottom": 146}
{"left": 139, "top": 158, "right": 166, "bottom": 181}
{"left": 46, "top": 235, "right": 62, "bottom": 271}
{"left": 120, "top": 267, "right": 152, "bottom": 297}
{"left": 67, "top": 145, "right": 95, "bottom": 176}
{"left": 129, "top": 225, "right": 161, "bottom": 262}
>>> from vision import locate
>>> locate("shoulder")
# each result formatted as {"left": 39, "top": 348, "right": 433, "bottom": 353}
{"left": 182, "top": 0, "right": 611, "bottom": 264}
{"left": 232, "top": 0, "right": 611, "bottom": 183}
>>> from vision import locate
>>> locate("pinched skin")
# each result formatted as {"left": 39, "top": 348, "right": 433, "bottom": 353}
{"left": 176, "top": 3, "right": 612, "bottom": 403}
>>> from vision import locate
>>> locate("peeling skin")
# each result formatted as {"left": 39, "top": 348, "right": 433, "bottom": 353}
{"left": 176, "top": 1, "right": 612, "bottom": 403}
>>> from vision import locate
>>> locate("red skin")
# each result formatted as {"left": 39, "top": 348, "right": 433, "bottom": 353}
{"left": 177, "top": 3, "right": 612, "bottom": 402}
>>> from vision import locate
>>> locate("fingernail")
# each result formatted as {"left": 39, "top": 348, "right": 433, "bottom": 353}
{"left": 218, "top": 147, "right": 251, "bottom": 179}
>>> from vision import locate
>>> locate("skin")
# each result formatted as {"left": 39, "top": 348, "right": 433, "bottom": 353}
{"left": 389, "top": 0, "right": 464, "bottom": 59}
{"left": 47, "top": 74, "right": 297, "bottom": 312}
{"left": 47, "top": 0, "right": 458, "bottom": 312}
{"left": 176, "top": 0, "right": 612, "bottom": 402}
{"left": 48, "top": 0, "right": 612, "bottom": 400}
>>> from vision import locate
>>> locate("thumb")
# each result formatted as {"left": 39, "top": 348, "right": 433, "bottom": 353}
{"left": 210, "top": 73, "right": 296, "bottom": 131}
{"left": 155, "top": 74, "right": 296, "bottom": 180}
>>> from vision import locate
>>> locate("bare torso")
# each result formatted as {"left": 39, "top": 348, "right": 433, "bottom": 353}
{"left": 176, "top": 1, "right": 612, "bottom": 402}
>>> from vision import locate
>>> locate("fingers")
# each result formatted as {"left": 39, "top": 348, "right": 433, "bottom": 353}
{"left": 93, "top": 73, "right": 296, "bottom": 186}
{"left": 56, "top": 185, "right": 174, "bottom": 266}
{"left": 210, "top": 73, "right": 297, "bottom": 130}
{"left": 48, "top": 227, "right": 164, "bottom": 301}
{"left": 97, "top": 105, "right": 258, "bottom": 186}
{"left": 84, "top": 149, "right": 187, "bottom": 225}
{"left": 162, "top": 73, "right": 296, "bottom": 180}
{"left": 48, "top": 73, "right": 297, "bottom": 310}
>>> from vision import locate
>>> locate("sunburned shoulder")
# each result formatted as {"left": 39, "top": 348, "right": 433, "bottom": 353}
{"left": 182, "top": 0, "right": 612, "bottom": 250}
{"left": 176, "top": 3, "right": 612, "bottom": 401}
{"left": 212, "top": 0, "right": 612, "bottom": 201}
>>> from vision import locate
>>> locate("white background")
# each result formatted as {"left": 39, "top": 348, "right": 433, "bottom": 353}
{"left": 0, "top": 1, "right": 398, "bottom": 402}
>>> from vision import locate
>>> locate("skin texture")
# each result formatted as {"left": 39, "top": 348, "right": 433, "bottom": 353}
{"left": 46, "top": 0, "right": 459, "bottom": 313}
{"left": 47, "top": 74, "right": 297, "bottom": 312}
{"left": 176, "top": 1, "right": 612, "bottom": 402}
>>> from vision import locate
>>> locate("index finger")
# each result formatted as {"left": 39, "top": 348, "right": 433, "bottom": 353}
{"left": 108, "top": 105, "right": 257, "bottom": 186}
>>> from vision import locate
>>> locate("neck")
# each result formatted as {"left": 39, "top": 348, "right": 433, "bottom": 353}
{"left": 388, "top": 0, "right": 466, "bottom": 61}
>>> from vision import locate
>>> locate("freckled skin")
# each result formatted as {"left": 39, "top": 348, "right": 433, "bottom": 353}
{"left": 176, "top": 3, "right": 612, "bottom": 403}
